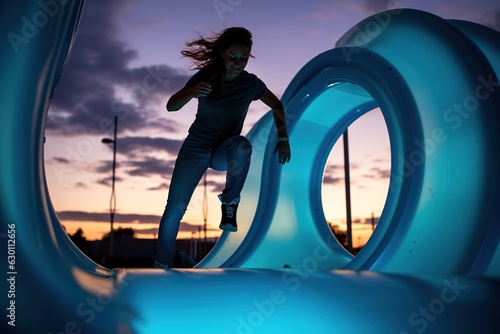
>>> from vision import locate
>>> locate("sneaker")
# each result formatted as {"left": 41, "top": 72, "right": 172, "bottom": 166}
{"left": 217, "top": 194, "right": 240, "bottom": 232}
{"left": 154, "top": 260, "right": 171, "bottom": 269}
{"left": 218, "top": 196, "right": 239, "bottom": 232}
{"left": 219, "top": 203, "right": 238, "bottom": 232}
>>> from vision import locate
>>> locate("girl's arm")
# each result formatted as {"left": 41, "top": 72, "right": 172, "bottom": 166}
{"left": 259, "top": 88, "right": 291, "bottom": 164}
{"left": 259, "top": 89, "right": 288, "bottom": 138}
{"left": 166, "top": 82, "right": 212, "bottom": 112}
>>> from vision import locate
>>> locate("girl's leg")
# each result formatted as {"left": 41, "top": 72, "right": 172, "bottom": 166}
{"left": 210, "top": 135, "right": 252, "bottom": 203}
{"left": 156, "top": 140, "right": 210, "bottom": 266}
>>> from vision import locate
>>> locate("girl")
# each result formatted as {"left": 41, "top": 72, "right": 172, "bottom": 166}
{"left": 156, "top": 27, "right": 290, "bottom": 268}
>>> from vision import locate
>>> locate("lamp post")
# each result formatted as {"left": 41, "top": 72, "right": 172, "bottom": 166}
{"left": 343, "top": 128, "right": 353, "bottom": 253}
{"left": 101, "top": 116, "right": 117, "bottom": 258}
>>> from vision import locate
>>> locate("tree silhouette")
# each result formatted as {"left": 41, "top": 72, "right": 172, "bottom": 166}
{"left": 329, "top": 223, "right": 347, "bottom": 247}
{"left": 69, "top": 228, "right": 90, "bottom": 255}
{"left": 101, "top": 227, "right": 135, "bottom": 240}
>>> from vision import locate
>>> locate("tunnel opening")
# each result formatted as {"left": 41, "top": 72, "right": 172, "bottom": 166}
{"left": 321, "top": 107, "right": 391, "bottom": 256}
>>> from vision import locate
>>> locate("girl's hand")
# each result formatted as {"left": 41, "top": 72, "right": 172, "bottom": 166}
{"left": 192, "top": 82, "right": 212, "bottom": 98}
{"left": 274, "top": 140, "right": 291, "bottom": 164}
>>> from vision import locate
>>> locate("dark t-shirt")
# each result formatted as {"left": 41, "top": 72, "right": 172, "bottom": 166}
{"left": 184, "top": 70, "right": 267, "bottom": 146}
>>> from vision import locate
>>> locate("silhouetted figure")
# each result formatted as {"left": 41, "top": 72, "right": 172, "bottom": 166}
{"left": 155, "top": 27, "right": 291, "bottom": 268}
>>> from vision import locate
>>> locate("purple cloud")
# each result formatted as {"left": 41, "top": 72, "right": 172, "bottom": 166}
{"left": 46, "top": 0, "right": 190, "bottom": 137}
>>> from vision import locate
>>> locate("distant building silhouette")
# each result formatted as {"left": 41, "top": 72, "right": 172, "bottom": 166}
{"left": 68, "top": 227, "right": 216, "bottom": 268}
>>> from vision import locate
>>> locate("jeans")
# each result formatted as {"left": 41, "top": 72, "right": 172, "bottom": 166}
{"left": 156, "top": 135, "right": 252, "bottom": 265}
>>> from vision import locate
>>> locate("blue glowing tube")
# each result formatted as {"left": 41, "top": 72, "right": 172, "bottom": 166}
{"left": 201, "top": 10, "right": 500, "bottom": 277}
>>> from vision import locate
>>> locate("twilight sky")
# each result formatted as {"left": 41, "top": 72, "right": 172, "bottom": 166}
{"left": 44, "top": 0, "right": 500, "bottom": 242}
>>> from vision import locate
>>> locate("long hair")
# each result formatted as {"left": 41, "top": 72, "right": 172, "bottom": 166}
{"left": 181, "top": 27, "right": 254, "bottom": 93}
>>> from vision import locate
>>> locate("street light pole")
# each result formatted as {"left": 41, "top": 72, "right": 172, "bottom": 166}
{"left": 343, "top": 128, "right": 353, "bottom": 253}
{"left": 102, "top": 116, "right": 118, "bottom": 258}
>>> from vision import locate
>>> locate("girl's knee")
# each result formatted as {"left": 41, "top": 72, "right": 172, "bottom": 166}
{"left": 234, "top": 135, "right": 252, "bottom": 155}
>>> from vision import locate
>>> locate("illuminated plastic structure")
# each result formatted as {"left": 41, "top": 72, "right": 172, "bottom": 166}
{"left": 1, "top": 2, "right": 499, "bottom": 333}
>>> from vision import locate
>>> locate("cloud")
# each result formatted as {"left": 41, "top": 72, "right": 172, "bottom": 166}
{"left": 359, "top": 215, "right": 379, "bottom": 225}
{"left": 147, "top": 183, "right": 169, "bottom": 191}
{"left": 358, "top": 0, "right": 500, "bottom": 33}
{"left": 123, "top": 156, "right": 175, "bottom": 178}
{"left": 92, "top": 135, "right": 184, "bottom": 179}
{"left": 360, "top": 0, "right": 408, "bottom": 14}
{"left": 96, "top": 175, "right": 124, "bottom": 187}
{"left": 131, "top": 227, "right": 159, "bottom": 235}
{"left": 53, "top": 157, "right": 70, "bottom": 164}
{"left": 58, "top": 210, "right": 160, "bottom": 224}
{"left": 327, "top": 214, "right": 379, "bottom": 230}
{"left": 322, "top": 164, "right": 344, "bottom": 185}
{"left": 306, "top": 0, "right": 362, "bottom": 22}
{"left": 134, "top": 223, "right": 218, "bottom": 236}
{"left": 362, "top": 166, "right": 391, "bottom": 180}
{"left": 57, "top": 210, "right": 218, "bottom": 234}
{"left": 92, "top": 155, "right": 175, "bottom": 180}
{"left": 115, "top": 136, "right": 183, "bottom": 158}
{"left": 323, "top": 174, "right": 343, "bottom": 186}
{"left": 483, "top": 5, "right": 500, "bottom": 31}
{"left": 46, "top": 0, "right": 190, "bottom": 137}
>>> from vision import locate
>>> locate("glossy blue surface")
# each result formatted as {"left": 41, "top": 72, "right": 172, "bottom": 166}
{"left": 1, "top": 3, "right": 499, "bottom": 333}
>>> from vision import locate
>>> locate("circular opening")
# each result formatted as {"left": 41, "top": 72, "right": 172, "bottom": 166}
{"left": 322, "top": 107, "right": 391, "bottom": 255}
